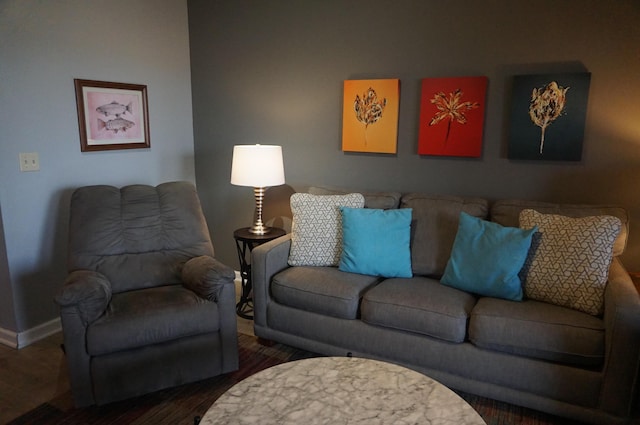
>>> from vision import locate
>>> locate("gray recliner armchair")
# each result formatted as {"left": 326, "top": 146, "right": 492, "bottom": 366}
{"left": 55, "top": 181, "right": 238, "bottom": 407}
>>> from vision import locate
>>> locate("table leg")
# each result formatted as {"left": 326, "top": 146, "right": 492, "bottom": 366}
{"left": 235, "top": 239, "right": 254, "bottom": 319}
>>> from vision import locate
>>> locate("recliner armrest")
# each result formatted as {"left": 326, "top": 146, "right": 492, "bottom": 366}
{"left": 55, "top": 270, "right": 112, "bottom": 326}
{"left": 182, "top": 255, "right": 235, "bottom": 302}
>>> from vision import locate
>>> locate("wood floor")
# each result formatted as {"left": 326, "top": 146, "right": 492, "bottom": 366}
{"left": 0, "top": 280, "right": 255, "bottom": 423}
{"left": 0, "top": 330, "right": 70, "bottom": 422}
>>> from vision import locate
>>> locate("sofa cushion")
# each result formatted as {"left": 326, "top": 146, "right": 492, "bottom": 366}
{"left": 288, "top": 193, "right": 365, "bottom": 267}
{"left": 469, "top": 297, "right": 605, "bottom": 366}
{"left": 339, "top": 207, "right": 412, "bottom": 278}
{"left": 361, "top": 277, "right": 477, "bottom": 343}
{"left": 520, "top": 209, "right": 621, "bottom": 316}
{"left": 86, "top": 285, "right": 219, "bottom": 356}
{"left": 490, "top": 199, "right": 628, "bottom": 256}
{"left": 400, "top": 193, "right": 489, "bottom": 277}
{"left": 309, "top": 185, "right": 402, "bottom": 209}
{"left": 271, "top": 266, "right": 380, "bottom": 319}
{"left": 441, "top": 212, "right": 536, "bottom": 301}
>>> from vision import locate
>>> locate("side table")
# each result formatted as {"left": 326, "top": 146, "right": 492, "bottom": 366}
{"left": 234, "top": 227, "right": 286, "bottom": 319}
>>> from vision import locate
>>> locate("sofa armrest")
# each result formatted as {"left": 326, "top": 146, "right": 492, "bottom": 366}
{"left": 182, "top": 255, "right": 235, "bottom": 302}
{"left": 252, "top": 234, "right": 292, "bottom": 327}
{"left": 600, "top": 257, "right": 640, "bottom": 417}
{"left": 55, "top": 270, "right": 112, "bottom": 326}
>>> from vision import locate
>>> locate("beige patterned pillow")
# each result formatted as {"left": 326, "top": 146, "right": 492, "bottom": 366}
{"left": 288, "top": 193, "right": 365, "bottom": 267}
{"left": 519, "top": 209, "right": 621, "bottom": 315}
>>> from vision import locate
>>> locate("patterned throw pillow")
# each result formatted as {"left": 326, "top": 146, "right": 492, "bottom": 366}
{"left": 288, "top": 193, "right": 365, "bottom": 267}
{"left": 519, "top": 209, "right": 622, "bottom": 316}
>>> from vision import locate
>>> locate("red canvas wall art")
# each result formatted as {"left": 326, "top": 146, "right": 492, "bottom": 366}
{"left": 418, "top": 76, "right": 487, "bottom": 157}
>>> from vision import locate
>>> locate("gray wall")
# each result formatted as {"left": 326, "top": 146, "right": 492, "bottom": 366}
{"left": 189, "top": 0, "right": 640, "bottom": 271}
{"left": 0, "top": 0, "right": 195, "bottom": 334}
{"left": 0, "top": 203, "right": 17, "bottom": 332}
{"left": 2, "top": 0, "right": 638, "bottom": 337}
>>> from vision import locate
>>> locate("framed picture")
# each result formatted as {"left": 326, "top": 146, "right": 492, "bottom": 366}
{"left": 418, "top": 76, "right": 487, "bottom": 157}
{"left": 508, "top": 72, "right": 591, "bottom": 161}
{"left": 342, "top": 79, "right": 400, "bottom": 154}
{"left": 74, "top": 79, "right": 150, "bottom": 152}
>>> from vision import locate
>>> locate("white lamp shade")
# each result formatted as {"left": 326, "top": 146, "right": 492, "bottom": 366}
{"left": 230, "top": 145, "right": 285, "bottom": 187}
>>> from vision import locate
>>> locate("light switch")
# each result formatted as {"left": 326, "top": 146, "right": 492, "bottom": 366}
{"left": 19, "top": 152, "right": 40, "bottom": 172}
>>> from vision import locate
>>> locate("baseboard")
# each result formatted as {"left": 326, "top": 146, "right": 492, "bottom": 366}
{"left": 0, "top": 318, "right": 61, "bottom": 349}
{"left": 0, "top": 327, "right": 16, "bottom": 348}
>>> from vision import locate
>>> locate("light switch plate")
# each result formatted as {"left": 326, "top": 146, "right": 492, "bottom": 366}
{"left": 19, "top": 152, "right": 40, "bottom": 172}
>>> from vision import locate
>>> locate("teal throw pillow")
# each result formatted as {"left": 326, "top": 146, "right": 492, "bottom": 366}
{"left": 339, "top": 207, "right": 412, "bottom": 278}
{"left": 441, "top": 212, "right": 537, "bottom": 301}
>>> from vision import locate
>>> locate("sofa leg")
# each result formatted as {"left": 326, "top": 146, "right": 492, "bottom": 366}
{"left": 257, "top": 337, "right": 276, "bottom": 347}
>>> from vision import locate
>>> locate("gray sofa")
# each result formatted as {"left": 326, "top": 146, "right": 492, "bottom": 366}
{"left": 252, "top": 188, "right": 640, "bottom": 425}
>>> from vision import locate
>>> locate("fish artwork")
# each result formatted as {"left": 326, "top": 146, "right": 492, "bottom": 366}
{"left": 96, "top": 101, "right": 132, "bottom": 117}
{"left": 98, "top": 117, "right": 135, "bottom": 133}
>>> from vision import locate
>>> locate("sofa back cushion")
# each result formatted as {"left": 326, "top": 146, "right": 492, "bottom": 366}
{"left": 68, "top": 182, "right": 214, "bottom": 293}
{"left": 309, "top": 185, "right": 401, "bottom": 209}
{"left": 401, "top": 193, "right": 489, "bottom": 277}
{"left": 490, "top": 200, "right": 629, "bottom": 256}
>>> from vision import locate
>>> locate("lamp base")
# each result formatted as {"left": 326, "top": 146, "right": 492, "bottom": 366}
{"left": 249, "top": 187, "right": 270, "bottom": 235}
{"left": 248, "top": 224, "right": 272, "bottom": 235}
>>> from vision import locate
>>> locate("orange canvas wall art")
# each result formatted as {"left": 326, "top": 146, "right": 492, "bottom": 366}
{"left": 418, "top": 76, "right": 487, "bottom": 157}
{"left": 342, "top": 79, "right": 400, "bottom": 153}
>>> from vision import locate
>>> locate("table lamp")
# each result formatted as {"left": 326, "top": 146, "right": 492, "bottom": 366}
{"left": 230, "top": 144, "right": 285, "bottom": 234}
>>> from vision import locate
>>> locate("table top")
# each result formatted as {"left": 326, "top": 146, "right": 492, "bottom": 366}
{"left": 233, "top": 227, "right": 286, "bottom": 243}
{"left": 201, "top": 356, "right": 486, "bottom": 425}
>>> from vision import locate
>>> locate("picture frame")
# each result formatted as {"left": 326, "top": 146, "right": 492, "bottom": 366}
{"left": 507, "top": 72, "right": 591, "bottom": 161}
{"left": 74, "top": 79, "right": 150, "bottom": 152}
{"left": 341, "top": 79, "right": 400, "bottom": 154}
{"left": 418, "top": 76, "right": 487, "bottom": 157}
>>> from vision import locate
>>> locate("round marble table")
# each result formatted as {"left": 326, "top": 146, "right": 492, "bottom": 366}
{"left": 200, "top": 356, "right": 486, "bottom": 424}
